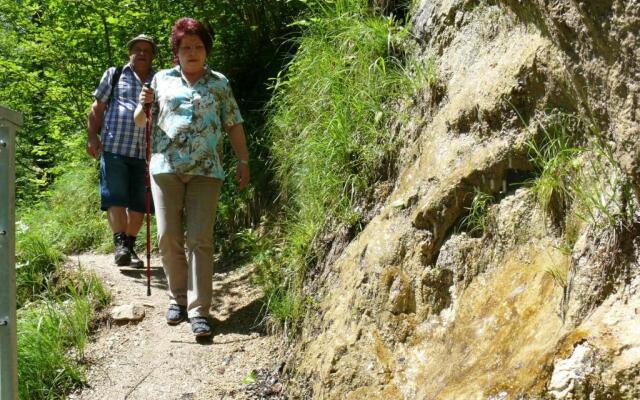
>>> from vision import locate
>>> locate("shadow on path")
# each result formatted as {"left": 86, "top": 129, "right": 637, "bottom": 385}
{"left": 119, "top": 266, "right": 168, "bottom": 290}
{"left": 213, "top": 298, "right": 266, "bottom": 336}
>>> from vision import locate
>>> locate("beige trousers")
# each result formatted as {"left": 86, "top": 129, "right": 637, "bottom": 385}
{"left": 150, "top": 173, "right": 222, "bottom": 318}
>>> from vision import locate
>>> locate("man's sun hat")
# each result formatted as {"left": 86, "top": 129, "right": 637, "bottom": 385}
{"left": 127, "top": 34, "right": 158, "bottom": 55}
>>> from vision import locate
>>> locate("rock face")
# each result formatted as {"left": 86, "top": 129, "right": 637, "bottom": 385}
{"left": 287, "top": 1, "right": 640, "bottom": 399}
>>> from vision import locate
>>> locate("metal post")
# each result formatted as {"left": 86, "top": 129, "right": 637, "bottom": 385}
{"left": 0, "top": 106, "right": 22, "bottom": 400}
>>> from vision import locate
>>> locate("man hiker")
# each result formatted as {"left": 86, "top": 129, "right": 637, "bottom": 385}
{"left": 87, "top": 34, "right": 156, "bottom": 267}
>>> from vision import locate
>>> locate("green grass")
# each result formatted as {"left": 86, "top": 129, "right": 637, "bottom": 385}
{"left": 571, "top": 126, "right": 636, "bottom": 229}
{"left": 15, "top": 157, "right": 113, "bottom": 399}
{"left": 17, "top": 270, "right": 110, "bottom": 400}
{"left": 544, "top": 265, "right": 568, "bottom": 289}
{"left": 17, "top": 160, "right": 111, "bottom": 255}
{"left": 406, "top": 55, "right": 438, "bottom": 95}
{"left": 526, "top": 111, "right": 636, "bottom": 244}
{"left": 258, "top": 0, "right": 426, "bottom": 329}
{"left": 15, "top": 234, "right": 63, "bottom": 307}
{"left": 526, "top": 112, "right": 584, "bottom": 222}
{"left": 458, "top": 188, "right": 494, "bottom": 236}
{"left": 16, "top": 159, "right": 111, "bottom": 305}
{"left": 558, "top": 211, "right": 584, "bottom": 255}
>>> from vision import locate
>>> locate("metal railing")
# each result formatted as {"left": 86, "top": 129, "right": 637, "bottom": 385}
{"left": 0, "top": 106, "right": 22, "bottom": 400}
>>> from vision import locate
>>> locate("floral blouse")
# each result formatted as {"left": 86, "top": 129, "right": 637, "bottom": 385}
{"left": 149, "top": 66, "right": 243, "bottom": 179}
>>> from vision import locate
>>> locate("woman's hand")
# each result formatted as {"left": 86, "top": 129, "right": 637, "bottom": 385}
{"left": 139, "top": 86, "right": 154, "bottom": 106}
{"left": 236, "top": 161, "right": 250, "bottom": 189}
{"left": 134, "top": 86, "right": 154, "bottom": 127}
{"left": 226, "top": 123, "right": 250, "bottom": 189}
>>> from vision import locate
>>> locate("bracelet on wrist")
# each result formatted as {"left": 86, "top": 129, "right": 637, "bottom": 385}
{"left": 239, "top": 159, "right": 249, "bottom": 165}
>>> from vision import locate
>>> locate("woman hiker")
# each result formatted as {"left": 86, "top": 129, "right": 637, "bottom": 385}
{"left": 134, "top": 17, "right": 250, "bottom": 337}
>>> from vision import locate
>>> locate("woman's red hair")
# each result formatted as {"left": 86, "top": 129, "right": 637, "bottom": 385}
{"left": 170, "top": 18, "right": 213, "bottom": 65}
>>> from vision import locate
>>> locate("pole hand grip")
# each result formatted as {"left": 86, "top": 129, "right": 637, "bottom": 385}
{"left": 143, "top": 82, "right": 152, "bottom": 111}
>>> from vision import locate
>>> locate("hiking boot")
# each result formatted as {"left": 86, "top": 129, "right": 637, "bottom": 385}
{"left": 113, "top": 232, "right": 131, "bottom": 266}
{"left": 166, "top": 304, "right": 188, "bottom": 325}
{"left": 127, "top": 235, "right": 144, "bottom": 269}
{"left": 190, "top": 316, "right": 212, "bottom": 337}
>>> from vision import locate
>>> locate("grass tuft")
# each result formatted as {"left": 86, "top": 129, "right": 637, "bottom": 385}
{"left": 458, "top": 188, "right": 494, "bottom": 236}
{"left": 526, "top": 112, "right": 584, "bottom": 223}
{"left": 17, "top": 270, "right": 110, "bottom": 400}
{"left": 571, "top": 126, "right": 636, "bottom": 229}
{"left": 526, "top": 111, "right": 637, "bottom": 250}
{"left": 544, "top": 265, "right": 568, "bottom": 289}
{"left": 16, "top": 234, "right": 63, "bottom": 307}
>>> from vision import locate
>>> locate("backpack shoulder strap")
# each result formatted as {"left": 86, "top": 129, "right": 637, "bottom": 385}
{"left": 108, "top": 66, "right": 124, "bottom": 103}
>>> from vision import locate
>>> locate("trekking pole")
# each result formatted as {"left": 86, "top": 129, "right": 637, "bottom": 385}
{"left": 143, "top": 82, "right": 152, "bottom": 296}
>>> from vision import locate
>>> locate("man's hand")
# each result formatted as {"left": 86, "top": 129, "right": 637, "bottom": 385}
{"left": 87, "top": 134, "right": 103, "bottom": 159}
{"left": 87, "top": 100, "right": 106, "bottom": 159}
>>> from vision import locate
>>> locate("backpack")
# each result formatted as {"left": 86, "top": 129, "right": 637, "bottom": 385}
{"left": 108, "top": 66, "right": 123, "bottom": 104}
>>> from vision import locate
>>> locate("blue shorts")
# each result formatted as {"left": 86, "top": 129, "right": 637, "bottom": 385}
{"left": 100, "top": 151, "right": 153, "bottom": 213}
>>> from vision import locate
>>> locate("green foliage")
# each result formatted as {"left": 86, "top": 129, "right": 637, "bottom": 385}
{"left": 544, "top": 265, "right": 568, "bottom": 289}
{"left": 15, "top": 159, "right": 111, "bottom": 307}
{"left": 18, "top": 161, "right": 110, "bottom": 253}
{"left": 407, "top": 55, "right": 438, "bottom": 94}
{"left": 259, "top": 0, "right": 416, "bottom": 326}
{"left": 15, "top": 234, "right": 63, "bottom": 308}
{"left": 18, "top": 302, "right": 87, "bottom": 400}
{"left": 17, "top": 270, "right": 110, "bottom": 400}
{"left": 571, "top": 127, "right": 636, "bottom": 229}
{"left": 1, "top": 0, "right": 306, "bottom": 209}
{"left": 2, "top": 2, "right": 307, "bottom": 397}
{"left": 458, "top": 188, "right": 494, "bottom": 236}
{"left": 14, "top": 165, "right": 113, "bottom": 398}
{"left": 527, "top": 111, "right": 637, "bottom": 240}
{"left": 526, "top": 112, "right": 584, "bottom": 221}
{"left": 559, "top": 212, "right": 583, "bottom": 255}
{"left": 14, "top": 163, "right": 114, "bottom": 397}
{"left": 242, "top": 370, "right": 257, "bottom": 385}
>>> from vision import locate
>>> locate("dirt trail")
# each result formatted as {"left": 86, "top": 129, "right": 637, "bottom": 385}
{"left": 68, "top": 253, "right": 286, "bottom": 400}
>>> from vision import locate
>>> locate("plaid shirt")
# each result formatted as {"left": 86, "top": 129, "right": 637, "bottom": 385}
{"left": 93, "top": 64, "right": 154, "bottom": 159}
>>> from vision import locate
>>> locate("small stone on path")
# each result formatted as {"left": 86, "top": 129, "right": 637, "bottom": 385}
{"left": 111, "top": 304, "right": 145, "bottom": 322}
